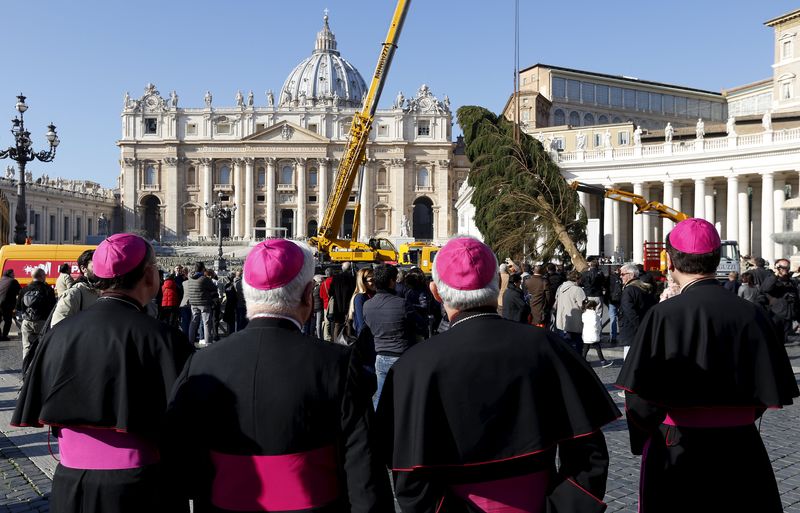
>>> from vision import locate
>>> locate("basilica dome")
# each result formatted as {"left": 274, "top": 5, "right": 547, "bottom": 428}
{"left": 278, "top": 13, "right": 367, "bottom": 109}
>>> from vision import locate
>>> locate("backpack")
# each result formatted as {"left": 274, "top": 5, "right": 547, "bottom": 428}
{"left": 22, "top": 286, "right": 48, "bottom": 321}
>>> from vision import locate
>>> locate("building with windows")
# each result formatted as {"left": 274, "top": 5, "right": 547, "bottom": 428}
{"left": 118, "top": 13, "right": 468, "bottom": 244}
{"left": 463, "top": 7, "right": 800, "bottom": 265}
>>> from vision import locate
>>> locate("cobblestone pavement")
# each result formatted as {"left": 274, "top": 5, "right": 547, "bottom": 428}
{"left": 0, "top": 335, "right": 798, "bottom": 512}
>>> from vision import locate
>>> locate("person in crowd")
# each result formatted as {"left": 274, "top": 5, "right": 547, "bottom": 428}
{"left": 311, "top": 274, "right": 324, "bottom": 338}
{"left": 404, "top": 268, "right": 434, "bottom": 340}
{"left": 363, "top": 264, "right": 415, "bottom": 409}
{"left": 723, "top": 271, "right": 740, "bottom": 294}
{"left": 165, "top": 239, "right": 393, "bottom": 512}
{"left": 233, "top": 270, "right": 247, "bottom": 332}
{"left": 526, "top": 264, "right": 551, "bottom": 328}
{"left": 348, "top": 268, "right": 375, "bottom": 337}
{"left": 749, "top": 256, "right": 773, "bottom": 286}
{"left": 377, "top": 237, "right": 620, "bottom": 512}
{"left": 178, "top": 269, "right": 193, "bottom": 336}
{"left": 580, "top": 258, "right": 607, "bottom": 314}
{"left": 617, "top": 218, "right": 798, "bottom": 513}
{"left": 618, "top": 263, "right": 656, "bottom": 360}
{"left": 554, "top": 270, "right": 586, "bottom": 354}
{"left": 17, "top": 268, "right": 56, "bottom": 373}
{"left": 394, "top": 268, "right": 407, "bottom": 297}
{"left": 185, "top": 262, "right": 217, "bottom": 347}
{"left": 738, "top": 271, "right": 760, "bottom": 303}
{"left": 497, "top": 262, "right": 510, "bottom": 314}
{"left": 55, "top": 263, "right": 75, "bottom": 297}
{"left": 13, "top": 233, "right": 193, "bottom": 513}
{"left": 582, "top": 299, "right": 612, "bottom": 367}
{"left": 760, "top": 258, "right": 799, "bottom": 344}
{"left": 50, "top": 249, "right": 99, "bottom": 329}
{"left": 659, "top": 272, "right": 681, "bottom": 302}
{"left": 606, "top": 266, "right": 623, "bottom": 343}
{"left": 329, "top": 262, "right": 356, "bottom": 342}
{"left": 319, "top": 267, "right": 334, "bottom": 341}
{"left": 0, "top": 270, "right": 20, "bottom": 341}
{"left": 160, "top": 273, "right": 181, "bottom": 327}
{"left": 502, "top": 272, "right": 530, "bottom": 323}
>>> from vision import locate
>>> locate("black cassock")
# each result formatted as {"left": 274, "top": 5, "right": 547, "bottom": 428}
{"left": 616, "top": 278, "right": 799, "bottom": 513}
{"left": 377, "top": 311, "right": 621, "bottom": 513}
{"left": 12, "top": 294, "right": 194, "bottom": 513}
{"left": 165, "top": 317, "right": 393, "bottom": 513}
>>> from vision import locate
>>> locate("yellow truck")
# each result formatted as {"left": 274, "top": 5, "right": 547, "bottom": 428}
{"left": 0, "top": 244, "right": 95, "bottom": 286}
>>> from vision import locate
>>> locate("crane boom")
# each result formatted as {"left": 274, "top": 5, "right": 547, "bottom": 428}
{"left": 313, "top": 0, "right": 410, "bottom": 253}
{"left": 570, "top": 181, "right": 688, "bottom": 222}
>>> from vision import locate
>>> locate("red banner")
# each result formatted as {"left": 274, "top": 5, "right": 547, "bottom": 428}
{"left": 2, "top": 259, "right": 80, "bottom": 281}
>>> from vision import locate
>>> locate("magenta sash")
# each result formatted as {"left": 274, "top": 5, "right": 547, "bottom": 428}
{"left": 57, "top": 427, "right": 160, "bottom": 470}
{"left": 210, "top": 445, "right": 340, "bottom": 511}
{"left": 663, "top": 407, "right": 755, "bottom": 428}
{"left": 450, "top": 471, "right": 550, "bottom": 513}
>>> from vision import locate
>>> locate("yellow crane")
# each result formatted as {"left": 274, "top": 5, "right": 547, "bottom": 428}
{"left": 569, "top": 181, "right": 687, "bottom": 222}
{"left": 310, "top": 0, "right": 411, "bottom": 264}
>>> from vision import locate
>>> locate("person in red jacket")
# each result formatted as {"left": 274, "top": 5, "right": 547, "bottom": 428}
{"left": 160, "top": 273, "right": 182, "bottom": 327}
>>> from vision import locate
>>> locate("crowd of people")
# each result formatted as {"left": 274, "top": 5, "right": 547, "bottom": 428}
{"left": 5, "top": 220, "right": 799, "bottom": 513}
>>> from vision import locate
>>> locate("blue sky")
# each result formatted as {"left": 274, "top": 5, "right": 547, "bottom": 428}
{"left": 0, "top": 0, "right": 796, "bottom": 186}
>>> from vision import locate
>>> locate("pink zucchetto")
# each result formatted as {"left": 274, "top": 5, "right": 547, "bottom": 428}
{"left": 244, "top": 239, "right": 305, "bottom": 291}
{"left": 668, "top": 218, "right": 721, "bottom": 254}
{"left": 93, "top": 233, "right": 149, "bottom": 279}
{"left": 435, "top": 237, "right": 497, "bottom": 290}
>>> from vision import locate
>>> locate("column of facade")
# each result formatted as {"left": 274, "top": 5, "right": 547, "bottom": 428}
{"left": 694, "top": 178, "right": 706, "bottom": 220}
{"left": 200, "top": 158, "right": 213, "bottom": 238}
{"left": 632, "top": 183, "right": 644, "bottom": 263}
{"left": 662, "top": 180, "right": 674, "bottom": 236}
{"left": 296, "top": 158, "right": 307, "bottom": 239}
{"left": 726, "top": 175, "right": 739, "bottom": 242}
{"left": 233, "top": 158, "right": 244, "bottom": 238}
{"left": 359, "top": 161, "right": 373, "bottom": 240}
{"left": 577, "top": 191, "right": 589, "bottom": 219}
{"left": 122, "top": 158, "right": 137, "bottom": 231}
{"left": 774, "top": 178, "right": 786, "bottom": 259}
{"left": 266, "top": 158, "right": 276, "bottom": 228}
{"left": 318, "top": 158, "right": 329, "bottom": 222}
{"left": 761, "top": 172, "right": 775, "bottom": 263}
{"left": 603, "top": 196, "right": 614, "bottom": 257}
{"left": 704, "top": 185, "right": 715, "bottom": 226}
{"left": 163, "top": 157, "right": 179, "bottom": 239}
{"left": 737, "top": 181, "right": 751, "bottom": 257}
{"left": 642, "top": 184, "right": 654, "bottom": 243}
{"left": 244, "top": 158, "right": 254, "bottom": 239}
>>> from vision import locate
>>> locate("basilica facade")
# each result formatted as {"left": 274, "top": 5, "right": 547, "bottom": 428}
{"left": 118, "top": 14, "right": 468, "bottom": 245}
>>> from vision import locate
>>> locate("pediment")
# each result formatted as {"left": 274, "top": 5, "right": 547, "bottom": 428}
{"left": 243, "top": 121, "right": 329, "bottom": 143}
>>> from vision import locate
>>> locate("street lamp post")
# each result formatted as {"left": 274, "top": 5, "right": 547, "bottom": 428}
{"left": 205, "top": 191, "right": 237, "bottom": 271}
{"left": 0, "top": 94, "right": 59, "bottom": 244}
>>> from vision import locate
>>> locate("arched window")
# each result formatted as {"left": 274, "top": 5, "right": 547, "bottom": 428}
{"left": 308, "top": 167, "right": 318, "bottom": 188}
{"left": 569, "top": 111, "right": 581, "bottom": 126}
{"left": 583, "top": 113, "right": 595, "bottom": 126}
{"left": 257, "top": 167, "right": 266, "bottom": 186}
{"left": 553, "top": 109, "right": 565, "bottom": 125}
{"left": 376, "top": 167, "right": 388, "bottom": 188}
{"left": 598, "top": 115, "right": 609, "bottom": 125}
{"left": 186, "top": 166, "right": 196, "bottom": 186}
{"left": 417, "top": 167, "right": 430, "bottom": 188}
{"left": 218, "top": 165, "right": 231, "bottom": 184}
{"left": 612, "top": 116, "right": 622, "bottom": 124}
{"left": 280, "top": 165, "right": 293, "bottom": 184}
{"left": 144, "top": 165, "right": 157, "bottom": 186}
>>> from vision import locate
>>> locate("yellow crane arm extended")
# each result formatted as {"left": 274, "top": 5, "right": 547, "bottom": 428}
{"left": 569, "top": 181, "right": 688, "bottom": 223}
{"left": 312, "top": 0, "right": 410, "bottom": 256}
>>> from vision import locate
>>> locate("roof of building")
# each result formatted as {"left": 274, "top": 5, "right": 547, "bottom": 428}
{"left": 520, "top": 63, "right": 723, "bottom": 97}
{"left": 765, "top": 8, "right": 800, "bottom": 27}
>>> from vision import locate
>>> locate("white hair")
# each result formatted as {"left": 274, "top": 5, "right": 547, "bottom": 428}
{"left": 620, "top": 263, "right": 640, "bottom": 279}
{"left": 432, "top": 236, "right": 500, "bottom": 311}
{"left": 243, "top": 241, "right": 315, "bottom": 319}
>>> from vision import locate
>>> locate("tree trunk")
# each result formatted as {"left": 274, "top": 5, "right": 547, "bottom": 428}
{"left": 553, "top": 218, "right": 587, "bottom": 272}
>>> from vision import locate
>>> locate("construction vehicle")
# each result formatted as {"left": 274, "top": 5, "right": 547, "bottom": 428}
{"left": 570, "top": 181, "right": 740, "bottom": 280}
{"left": 308, "top": 0, "right": 440, "bottom": 274}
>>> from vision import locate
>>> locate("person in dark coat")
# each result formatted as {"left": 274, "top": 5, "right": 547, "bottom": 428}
{"left": 606, "top": 267, "right": 623, "bottom": 343}
{"left": 165, "top": 239, "right": 393, "bottom": 513}
{"left": 525, "top": 265, "right": 550, "bottom": 327}
{"left": 502, "top": 272, "right": 530, "bottom": 323}
{"left": 17, "top": 268, "right": 56, "bottom": 373}
{"left": 616, "top": 219, "right": 799, "bottom": 513}
{"left": 0, "top": 269, "right": 20, "bottom": 341}
{"left": 749, "top": 256, "right": 773, "bottom": 287}
{"left": 378, "top": 237, "right": 620, "bottom": 513}
{"left": 760, "top": 258, "right": 799, "bottom": 343}
{"left": 12, "top": 233, "right": 193, "bottom": 513}
{"left": 618, "top": 262, "right": 656, "bottom": 360}
{"left": 329, "top": 262, "right": 356, "bottom": 342}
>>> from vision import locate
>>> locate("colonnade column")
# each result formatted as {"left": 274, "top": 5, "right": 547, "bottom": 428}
{"left": 774, "top": 178, "right": 786, "bottom": 260}
{"left": 737, "top": 181, "right": 751, "bottom": 257}
{"left": 694, "top": 178, "right": 706, "bottom": 220}
{"left": 200, "top": 158, "right": 213, "bottom": 238}
{"left": 603, "top": 195, "right": 614, "bottom": 257}
{"left": 612, "top": 200, "right": 621, "bottom": 259}
{"left": 662, "top": 180, "right": 674, "bottom": 236}
{"left": 266, "top": 158, "right": 276, "bottom": 229}
{"left": 577, "top": 191, "right": 589, "bottom": 219}
{"left": 726, "top": 175, "right": 739, "bottom": 242}
{"left": 761, "top": 172, "right": 775, "bottom": 263}
{"left": 233, "top": 158, "right": 244, "bottom": 238}
{"left": 244, "top": 158, "right": 254, "bottom": 239}
{"left": 632, "top": 182, "right": 643, "bottom": 263}
{"left": 296, "top": 158, "right": 307, "bottom": 239}
{"left": 704, "top": 186, "right": 715, "bottom": 226}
